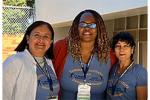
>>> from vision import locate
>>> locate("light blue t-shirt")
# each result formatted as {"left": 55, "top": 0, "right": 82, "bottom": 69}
{"left": 60, "top": 53, "right": 111, "bottom": 100}
{"left": 36, "top": 63, "right": 59, "bottom": 100}
{"left": 106, "top": 63, "right": 147, "bottom": 100}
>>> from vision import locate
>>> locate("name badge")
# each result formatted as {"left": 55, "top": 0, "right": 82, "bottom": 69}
{"left": 48, "top": 96, "right": 58, "bottom": 100}
{"left": 77, "top": 84, "right": 91, "bottom": 100}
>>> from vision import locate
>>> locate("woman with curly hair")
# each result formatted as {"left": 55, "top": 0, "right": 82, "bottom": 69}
{"left": 53, "top": 9, "right": 116, "bottom": 100}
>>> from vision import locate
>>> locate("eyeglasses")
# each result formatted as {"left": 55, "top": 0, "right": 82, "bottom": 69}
{"left": 115, "top": 45, "right": 131, "bottom": 50}
{"left": 79, "top": 22, "right": 96, "bottom": 29}
{"left": 31, "top": 33, "right": 51, "bottom": 41}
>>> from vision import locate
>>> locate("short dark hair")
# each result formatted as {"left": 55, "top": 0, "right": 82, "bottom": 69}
{"left": 111, "top": 31, "right": 136, "bottom": 60}
{"left": 15, "top": 21, "right": 54, "bottom": 59}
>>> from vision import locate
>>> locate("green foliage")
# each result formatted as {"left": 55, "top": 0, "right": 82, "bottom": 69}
{"left": 27, "top": 0, "right": 35, "bottom": 8}
{"left": 3, "top": 0, "right": 27, "bottom": 6}
{"left": 3, "top": 7, "right": 29, "bottom": 33}
{"left": 3, "top": 0, "right": 35, "bottom": 34}
{"left": 3, "top": 0, "right": 35, "bottom": 7}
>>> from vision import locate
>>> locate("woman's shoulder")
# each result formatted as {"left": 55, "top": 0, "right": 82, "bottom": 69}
{"left": 133, "top": 64, "right": 147, "bottom": 72}
{"left": 4, "top": 52, "right": 23, "bottom": 63}
{"left": 3, "top": 52, "right": 26, "bottom": 72}
{"left": 54, "top": 38, "right": 67, "bottom": 47}
{"left": 53, "top": 38, "right": 68, "bottom": 56}
{"left": 130, "top": 64, "right": 147, "bottom": 80}
{"left": 132, "top": 64, "right": 147, "bottom": 85}
{"left": 3, "top": 50, "right": 31, "bottom": 66}
{"left": 109, "top": 49, "right": 117, "bottom": 66}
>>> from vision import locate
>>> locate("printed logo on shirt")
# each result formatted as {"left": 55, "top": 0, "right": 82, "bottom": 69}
{"left": 107, "top": 80, "right": 129, "bottom": 96}
{"left": 69, "top": 67, "right": 103, "bottom": 85}
{"left": 37, "top": 74, "right": 50, "bottom": 89}
{"left": 37, "top": 74, "right": 59, "bottom": 89}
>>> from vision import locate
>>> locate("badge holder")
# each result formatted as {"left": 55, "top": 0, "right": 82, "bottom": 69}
{"left": 48, "top": 96, "right": 58, "bottom": 100}
{"left": 77, "top": 84, "right": 91, "bottom": 100}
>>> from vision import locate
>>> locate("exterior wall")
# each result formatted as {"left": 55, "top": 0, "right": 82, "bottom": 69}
{"left": 35, "top": 0, "right": 147, "bottom": 24}
{"left": 53, "top": 26, "right": 70, "bottom": 42}
{"left": 3, "top": 1, "right": 147, "bottom": 65}
{"left": 52, "top": 14, "right": 147, "bottom": 69}
{"left": 105, "top": 20, "right": 114, "bottom": 39}
{"left": 53, "top": 20, "right": 114, "bottom": 42}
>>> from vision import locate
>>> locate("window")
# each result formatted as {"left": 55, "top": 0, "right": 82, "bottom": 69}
{"left": 113, "top": 14, "right": 147, "bottom": 69}
{"left": 126, "top": 16, "right": 138, "bottom": 29}
{"left": 114, "top": 18, "right": 125, "bottom": 31}
{"left": 139, "top": 42, "right": 147, "bottom": 68}
{"left": 140, "top": 14, "right": 147, "bottom": 28}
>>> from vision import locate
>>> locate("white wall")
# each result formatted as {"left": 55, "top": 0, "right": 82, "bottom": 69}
{"left": 35, "top": 0, "right": 147, "bottom": 24}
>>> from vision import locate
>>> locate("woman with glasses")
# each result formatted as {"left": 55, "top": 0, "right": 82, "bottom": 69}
{"left": 106, "top": 32, "right": 147, "bottom": 100}
{"left": 3, "top": 21, "right": 59, "bottom": 100}
{"left": 53, "top": 9, "right": 116, "bottom": 100}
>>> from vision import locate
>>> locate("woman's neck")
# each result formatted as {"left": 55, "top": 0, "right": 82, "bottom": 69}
{"left": 80, "top": 42, "right": 94, "bottom": 63}
{"left": 34, "top": 56, "right": 45, "bottom": 67}
{"left": 118, "top": 59, "right": 133, "bottom": 74}
{"left": 80, "top": 41, "right": 94, "bottom": 52}
{"left": 119, "top": 59, "right": 132, "bottom": 68}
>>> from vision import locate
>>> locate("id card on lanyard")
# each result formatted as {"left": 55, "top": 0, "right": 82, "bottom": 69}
{"left": 77, "top": 54, "right": 93, "bottom": 100}
{"left": 77, "top": 84, "right": 91, "bottom": 100}
{"left": 48, "top": 96, "right": 58, "bottom": 100}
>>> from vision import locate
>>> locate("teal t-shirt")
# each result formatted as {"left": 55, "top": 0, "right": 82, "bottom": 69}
{"left": 106, "top": 63, "right": 147, "bottom": 100}
{"left": 60, "top": 53, "right": 111, "bottom": 100}
{"left": 36, "top": 62, "right": 59, "bottom": 100}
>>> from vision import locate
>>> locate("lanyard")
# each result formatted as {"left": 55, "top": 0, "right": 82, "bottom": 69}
{"left": 33, "top": 57, "right": 53, "bottom": 91}
{"left": 111, "top": 61, "right": 134, "bottom": 95}
{"left": 79, "top": 54, "right": 93, "bottom": 81}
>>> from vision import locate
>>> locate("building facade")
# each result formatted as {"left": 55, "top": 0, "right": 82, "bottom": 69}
{"left": 35, "top": 0, "right": 147, "bottom": 68}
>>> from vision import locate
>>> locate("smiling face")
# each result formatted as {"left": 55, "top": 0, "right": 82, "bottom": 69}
{"left": 115, "top": 41, "right": 134, "bottom": 63}
{"left": 27, "top": 25, "right": 53, "bottom": 57}
{"left": 78, "top": 12, "right": 97, "bottom": 42}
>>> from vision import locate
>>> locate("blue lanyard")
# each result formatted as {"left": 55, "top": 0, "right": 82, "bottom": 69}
{"left": 111, "top": 61, "right": 134, "bottom": 95}
{"left": 33, "top": 57, "right": 53, "bottom": 91}
{"left": 79, "top": 54, "right": 93, "bottom": 81}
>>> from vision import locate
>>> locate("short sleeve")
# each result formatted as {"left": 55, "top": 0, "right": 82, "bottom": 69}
{"left": 136, "top": 65, "right": 147, "bottom": 86}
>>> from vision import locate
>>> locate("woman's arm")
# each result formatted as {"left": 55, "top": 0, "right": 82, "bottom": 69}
{"left": 136, "top": 86, "right": 147, "bottom": 100}
{"left": 3, "top": 56, "right": 23, "bottom": 100}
